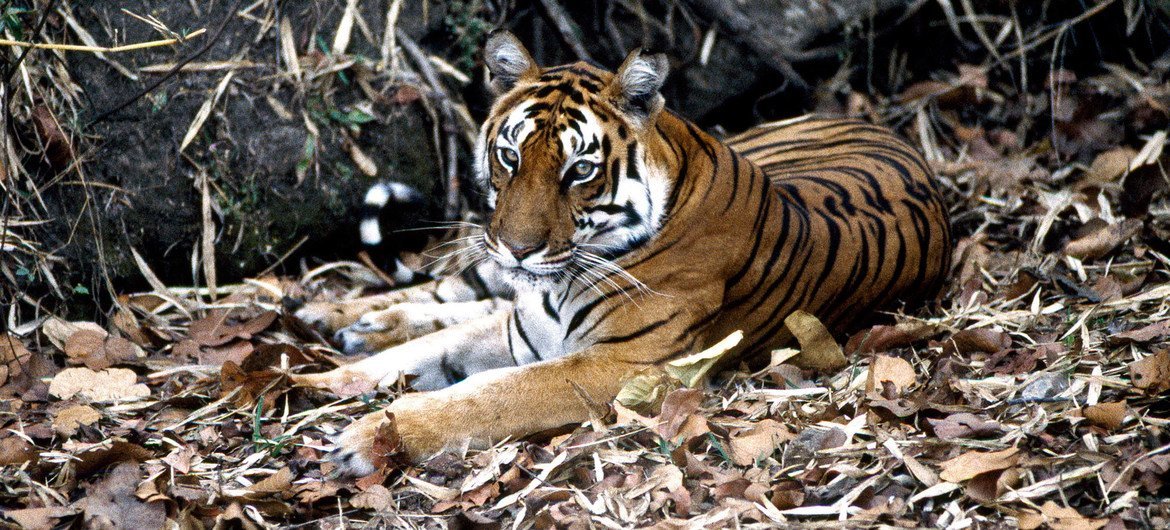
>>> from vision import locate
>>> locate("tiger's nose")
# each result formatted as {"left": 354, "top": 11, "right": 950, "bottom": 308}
{"left": 501, "top": 239, "right": 543, "bottom": 260}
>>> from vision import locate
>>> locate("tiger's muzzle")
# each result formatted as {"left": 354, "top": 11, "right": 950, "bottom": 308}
{"left": 484, "top": 234, "right": 574, "bottom": 277}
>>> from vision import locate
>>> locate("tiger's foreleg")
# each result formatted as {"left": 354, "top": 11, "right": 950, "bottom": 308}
{"left": 295, "top": 262, "right": 505, "bottom": 335}
{"left": 327, "top": 324, "right": 698, "bottom": 475}
{"left": 334, "top": 298, "right": 512, "bottom": 354}
{"left": 291, "top": 310, "right": 516, "bottom": 394}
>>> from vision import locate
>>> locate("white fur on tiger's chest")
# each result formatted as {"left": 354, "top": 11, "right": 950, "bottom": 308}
{"left": 510, "top": 289, "right": 572, "bottom": 363}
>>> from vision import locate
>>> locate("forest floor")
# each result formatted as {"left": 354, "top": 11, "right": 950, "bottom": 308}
{"left": 5, "top": 25, "right": 1170, "bottom": 530}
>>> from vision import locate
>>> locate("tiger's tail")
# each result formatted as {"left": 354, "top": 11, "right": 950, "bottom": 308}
{"left": 360, "top": 182, "right": 432, "bottom": 285}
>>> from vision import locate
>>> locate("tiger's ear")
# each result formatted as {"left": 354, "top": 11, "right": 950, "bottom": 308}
{"left": 484, "top": 30, "right": 538, "bottom": 94}
{"left": 607, "top": 49, "right": 669, "bottom": 123}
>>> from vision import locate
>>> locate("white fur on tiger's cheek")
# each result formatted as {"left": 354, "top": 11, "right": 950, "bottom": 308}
{"left": 477, "top": 104, "right": 536, "bottom": 190}
{"left": 641, "top": 161, "right": 670, "bottom": 234}
{"left": 360, "top": 218, "right": 382, "bottom": 245}
{"left": 473, "top": 126, "right": 490, "bottom": 185}
{"left": 577, "top": 140, "right": 667, "bottom": 250}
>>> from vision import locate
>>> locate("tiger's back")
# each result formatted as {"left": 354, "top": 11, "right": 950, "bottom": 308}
{"left": 704, "top": 116, "right": 953, "bottom": 355}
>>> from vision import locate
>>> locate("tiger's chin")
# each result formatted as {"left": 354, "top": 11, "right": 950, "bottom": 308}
{"left": 498, "top": 266, "right": 568, "bottom": 291}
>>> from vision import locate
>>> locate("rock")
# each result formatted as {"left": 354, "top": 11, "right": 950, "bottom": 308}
{"left": 1020, "top": 373, "right": 1070, "bottom": 401}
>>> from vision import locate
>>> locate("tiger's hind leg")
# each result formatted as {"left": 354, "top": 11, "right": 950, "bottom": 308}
{"left": 334, "top": 298, "right": 512, "bottom": 354}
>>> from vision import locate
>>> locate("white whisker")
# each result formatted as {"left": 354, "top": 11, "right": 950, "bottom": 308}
{"left": 422, "top": 235, "right": 488, "bottom": 256}
{"left": 574, "top": 249, "right": 668, "bottom": 300}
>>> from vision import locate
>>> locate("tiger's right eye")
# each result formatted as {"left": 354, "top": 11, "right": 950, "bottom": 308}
{"left": 497, "top": 147, "right": 519, "bottom": 170}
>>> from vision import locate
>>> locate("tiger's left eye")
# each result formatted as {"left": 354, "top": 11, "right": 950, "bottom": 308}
{"left": 497, "top": 147, "right": 519, "bottom": 169}
{"left": 571, "top": 160, "right": 596, "bottom": 179}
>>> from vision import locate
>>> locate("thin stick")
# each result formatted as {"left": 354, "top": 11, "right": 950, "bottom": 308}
{"left": 357, "top": 251, "right": 398, "bottom": 286}
{"left": 396, "top": 30, "right": 463, "bottom": 222}
{"left": 537, "top": 0, "right": 592, "bottom": 61}
{"left": 0, "top": 28, "right": 207, "bottom": 53}
{"left": 89, "top": 0, "right": 246, "bottom": 126}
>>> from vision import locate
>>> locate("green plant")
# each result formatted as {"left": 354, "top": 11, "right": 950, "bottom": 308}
{"left": 1, "top": 6, "right": 30, "bottom": 41}
{"left": 444, "top": 0, "right": 490, "bottom": 74}
{"left": 251, "top": 400, "right": 294, "bottom": 457}
{"left": 706, "top": 432, "right": 731, "bottom": 464}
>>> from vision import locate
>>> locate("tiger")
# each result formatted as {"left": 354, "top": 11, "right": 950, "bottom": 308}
{"left": 292, "top": 30, "right": 953, "bottom": 476}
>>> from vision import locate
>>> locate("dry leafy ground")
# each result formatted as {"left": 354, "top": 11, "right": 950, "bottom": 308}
{"left": 6, "top": 25, "right": 1170, "bottom": 530}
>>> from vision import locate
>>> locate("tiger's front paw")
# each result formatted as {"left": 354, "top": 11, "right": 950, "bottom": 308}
{"left": 332, "top": 306, "right": 433, "bottom": 355}
{"left": 329, "top": 395, "right": 449, "bottom": 475}
{"left": 294, "top": 301, "right": 363, "bottom": 335}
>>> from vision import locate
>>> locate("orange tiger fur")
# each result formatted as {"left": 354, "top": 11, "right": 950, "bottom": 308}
{"left": 293, "top": 32, "right": 952, "bottom": 474}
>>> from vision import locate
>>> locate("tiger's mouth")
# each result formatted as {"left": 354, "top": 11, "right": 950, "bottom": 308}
{"left": 483, "top": 235, "right": 573, "bottom": 278}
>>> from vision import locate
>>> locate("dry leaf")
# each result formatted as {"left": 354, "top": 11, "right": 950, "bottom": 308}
{"left": 249, "top": 467, "right": 293, "bottom": 495}
{"left": 653, "top": 388, "right": 706, "bottom": 441}
{"left": 179, "top": 71, "right": 234, "bottom": 152}
{"left": 199, "top": 341, "right": 255, "bottom": 367}
{"left": 162, "top": 445, "right": 198, "bottom": 475}
{"left": 367, "top": 412, "right": 406, "bottom": 473}
{"left": 664, "top": 330, "right": 743, "bottom": 387}
{"left": 865, "top": 355, "right": 917, "bottom": 396}
{"left": 53, "top": 405, "right": 102, "bottom": 436}
{"left": 1109, "top": 320, "right": 1170, "bottom": 345}
{"left": 111, "top": 306, "right": 154, "bottom": 348}
{"left": 1082, "top": 401, "right": 1127, "bottom": 430}
{"left": 3, "top": 507, "right": 77, "bottom": 530}
{"left": 939, "top": 448, "right": 1020, "bottom": 483}
{"left": 404, "top": 475, "right": 459, "bottom": 502}
{"left": 1082, "top": 147, "right": 1136, "bottom": 184}
{"left": 31, "top": 104, "right": 74, "bottom": 172}
{"left": 985, "top": 347, "right": 1045, "bottom": 375}
{"left": 64, "top": 330, "right": 106, "bottom": 361}
{"left": 1017, "top": 501, "right": 1108, "bottom": 530}
{"left": 351, "top": 484, "right": 395, "bottom": 511}
{"left": 42, "top": 318, "right": 106, "bottom": 350}
{"left": 946, "top": 328, "right": 1012, "bottom": 354}
{"left": 189, "top": 310, "right": 278, "bottom": 347}
{"left": 1, "top": 334, "right": 34, "bottom": 387}
{"left": 615, "top": 369, "right": 675, "bottom": 411}
{"left": 927, "top": 413, "right": 1004, "bottom": 440}
{"left": 727, "top": 419, "right": 796, "bottom": 466}
{"left": 72, "top": 441, "right": 155, "bottom": 479}
{"left": 49, "top": 367, "right": 150, "bottom": 402}
{"left": 1129, "top": 349, "right": 1170, "bottom": 393}
{"left": 219, "top": 361, "right": 283, "bottom": 407}
{"left": 81, "top": 461, "right": 166, "bottom": 529}
{"left": 0, "top": 436, "right": 37, "bottom": 466}
{"left": 64, "top": 330, "right": 144, "bottom": 370}
{"left": 1063, "top": 219, "right": 1142, "bottom": 260}
{"left": 966, "top": 468, "right": 1020, "bottom": 503}
{"left": 626, "top": 464, "right": 685, "bottom": 498}
{"left": 785, "top": 311, "right": 846, "bottom": 371}
{"left": 847, "top": 321, "right": 941, "bottom": 354}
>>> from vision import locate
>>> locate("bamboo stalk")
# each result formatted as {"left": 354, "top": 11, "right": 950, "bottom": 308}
{"left": 0, "top": 27, "right": 206, "bottom": 53}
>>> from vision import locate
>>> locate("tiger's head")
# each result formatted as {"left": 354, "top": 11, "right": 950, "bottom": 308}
{"left": 474, "top": 31, "right": 672, "bottom": 288}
